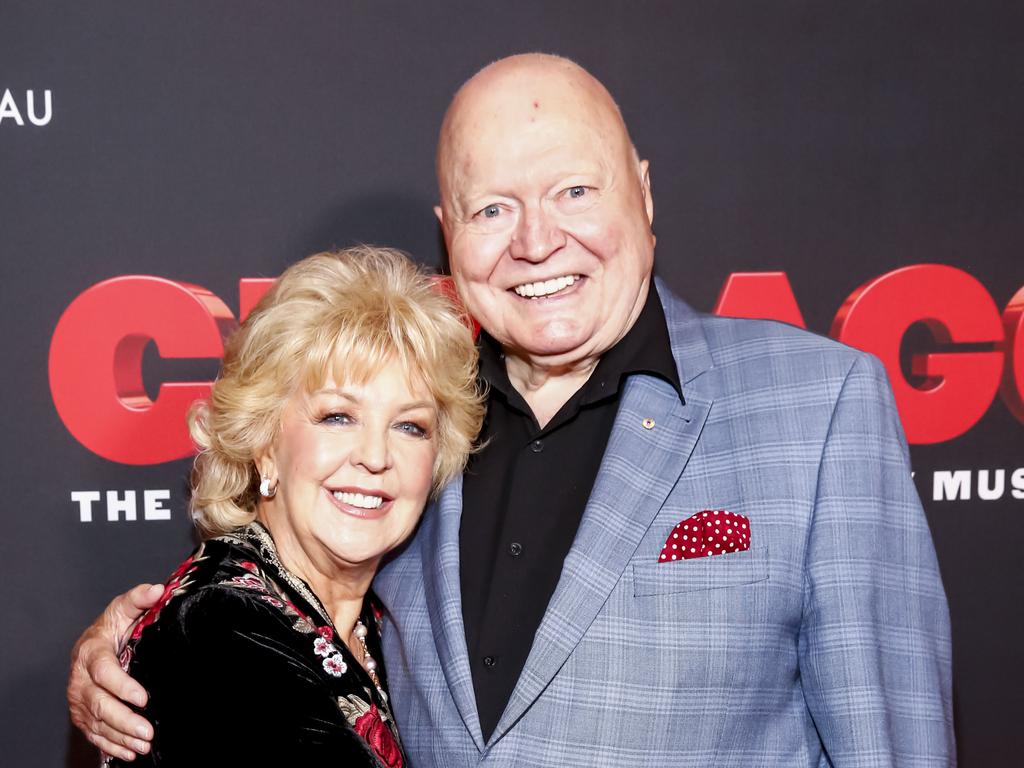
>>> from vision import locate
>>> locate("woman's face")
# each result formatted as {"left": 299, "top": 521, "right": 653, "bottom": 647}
{"left": 260, "top": 359, "right": 438, "bottom": 578}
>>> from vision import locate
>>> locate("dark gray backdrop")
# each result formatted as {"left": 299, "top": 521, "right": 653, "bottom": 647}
{"left": 2, "top": 2, "right": 1021, "bottom": 765}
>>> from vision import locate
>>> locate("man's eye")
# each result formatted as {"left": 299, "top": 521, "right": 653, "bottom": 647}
{"left": 567, "top": 186, "right": 587, "bottom": 199}
{"left": 395, "top": 421, "right": 429, "bottom": 438}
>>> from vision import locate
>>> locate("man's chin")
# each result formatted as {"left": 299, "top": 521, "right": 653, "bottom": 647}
{"left": 511, "top": 331, "right": 599, "bottom": 364}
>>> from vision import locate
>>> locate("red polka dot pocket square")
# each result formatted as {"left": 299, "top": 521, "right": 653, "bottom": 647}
{"left": 659, "top": 510, "right": 750, "bottom": 562}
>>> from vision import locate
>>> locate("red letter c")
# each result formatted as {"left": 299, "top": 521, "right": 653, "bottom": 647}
{"left": 49, "top": 276, "right": 235, "bottom": 464}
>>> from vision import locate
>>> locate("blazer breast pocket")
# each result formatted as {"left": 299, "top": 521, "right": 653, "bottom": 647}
{"left": 632, "top": 545, "right": 769, "bottom": 597}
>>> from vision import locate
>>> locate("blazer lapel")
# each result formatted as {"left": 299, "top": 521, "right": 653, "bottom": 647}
{"left": 490, "top": 286, "right": 715, "bottom": 743}
{"left": 419, "top": 475, "right": 486, "bottom": 751}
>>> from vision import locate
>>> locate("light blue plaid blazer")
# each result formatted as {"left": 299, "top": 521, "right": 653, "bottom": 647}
{"left": 374, "top": 280, "right": 954, "bottom": 767}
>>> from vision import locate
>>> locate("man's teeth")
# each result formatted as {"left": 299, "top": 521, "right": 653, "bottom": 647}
{"left": 333, "top": 491, "right": 384, "bottom": 510}
{"left": 513, "top": 274, "right": 579, "bottom": 298}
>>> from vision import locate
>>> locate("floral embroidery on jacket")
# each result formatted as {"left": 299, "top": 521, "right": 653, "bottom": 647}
{"left": 338, "top": 694, "right": 404, "bottom": 768}
{"left": 323, "top": 654, "right": 348, "bottom": 677}
{"left": 224, "top": 572, "right": 269, "bottom": 591}
{"left": 314, "top": 636, "right": 337, "bottom": 658}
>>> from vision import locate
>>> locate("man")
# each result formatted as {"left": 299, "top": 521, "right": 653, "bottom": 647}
{"left": 69, "top": 54, "right": 954, "bottom": 766}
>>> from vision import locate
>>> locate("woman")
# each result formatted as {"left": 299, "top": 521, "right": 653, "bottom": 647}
{"left": 108, "top": 246, "right": 483, "bottom": 766}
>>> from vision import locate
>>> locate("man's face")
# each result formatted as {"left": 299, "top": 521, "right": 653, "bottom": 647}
{"left": 437, "top": 76, "right": 655, "bottom": 367}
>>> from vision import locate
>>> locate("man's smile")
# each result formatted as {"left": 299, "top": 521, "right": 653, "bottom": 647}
{"left": 511, "top": 274, "right": 582, "bottom": 299}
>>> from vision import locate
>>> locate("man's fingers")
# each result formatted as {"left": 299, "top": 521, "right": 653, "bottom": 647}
{"left": 72, "top": 688, "right": 151, "bottom": 761}
{"left": 108, "top": 584, "right": 163, "bottom": 636}
{"left": 85, "top": 729, "right": 137, "bottom": 763}
{"left": 90, "top": 712, "right": 152, "bottom": 757}
{"left": 86, "top": 678, "right": 153, "bottom": 741}
{"left": 92, "top": 653, "right": 149, "bottom": 710}
{"left": 67, "top": 586, "right": 159, "bottom": 756}
{"left": 123, "top": 583, "right": 165, "bottom": 612}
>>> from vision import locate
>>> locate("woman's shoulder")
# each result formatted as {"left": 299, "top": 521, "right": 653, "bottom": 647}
{"left": 120, "top": 535, "right": 306, "bottom": 665}
{"left": 114, "top": 539, "right": 394, "bottom": 768}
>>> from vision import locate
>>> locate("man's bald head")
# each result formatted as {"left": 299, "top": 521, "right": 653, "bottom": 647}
{"left": 436, "top": 54, "right": 637, "bottom": 203}
{"left": 431, "top": 52, "right": 656, "bottom": 380}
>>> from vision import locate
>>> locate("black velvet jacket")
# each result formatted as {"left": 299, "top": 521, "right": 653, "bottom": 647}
{"left": 109, "top": 522, "right": 404, "bottom": 767}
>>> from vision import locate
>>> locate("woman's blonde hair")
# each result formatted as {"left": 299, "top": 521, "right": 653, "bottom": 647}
{"left": 188, "top": 246, "right": 484, "bottom": 538}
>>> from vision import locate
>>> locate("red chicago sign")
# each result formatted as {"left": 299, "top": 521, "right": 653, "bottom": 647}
{"left": 49, "top": 265, "right": 1024, "bottom": 465}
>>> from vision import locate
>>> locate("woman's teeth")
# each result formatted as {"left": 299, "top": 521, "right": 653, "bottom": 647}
{"left": 332, "top": 491, "right": 384, "bottom": 509}
{"left": 513, "top": 274, "right": 579, "bottom": 298}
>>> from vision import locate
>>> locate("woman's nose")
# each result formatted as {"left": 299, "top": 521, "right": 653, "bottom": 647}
{"left": 350, "top": 427, "right": 391, "bottom": 473}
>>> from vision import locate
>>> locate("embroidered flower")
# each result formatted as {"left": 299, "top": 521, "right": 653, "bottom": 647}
{"left": 337, "top": 693, "right": 371, "bottom": 721}
{"left": 239, "top": 560, "right": 259, "bottom": 572}
{"left": 323, "top": 654, "right": 347, "bottom": 677}
{"left": 224, "top": 573, "right": 268, "bottom": 591}
{"left": 118, "top": 644, "right": 134, "bottom": 671}
{"left": 313, "top": 636, "right": 337, "bottom": 658}
{"left": 316, "top": 625, "right": 335, "bottom": 641}
{"left": 260, "top": 595, "right": 284, "bottom": 608}
{"left": 353, "top": 704, "right": 403, "bottom": 768}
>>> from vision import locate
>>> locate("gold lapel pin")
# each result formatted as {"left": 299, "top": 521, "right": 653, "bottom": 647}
{"left": 642, "top": 417, "right": 655, "bottom": 430}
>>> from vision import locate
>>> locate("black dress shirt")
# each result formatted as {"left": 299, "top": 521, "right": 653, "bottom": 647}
{"left": 460, "top": 285, "right": 683, "bottom": 740}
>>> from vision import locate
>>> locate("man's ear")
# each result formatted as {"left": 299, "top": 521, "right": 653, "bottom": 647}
{"left": 639, "top": 159, "right": 654, "bottom": 227}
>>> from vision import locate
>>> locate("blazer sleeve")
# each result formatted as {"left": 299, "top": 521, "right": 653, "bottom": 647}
{"left": 798, "top": 352, "right": 955, "bottom": 767}
{"left": 136, "top": 585, "right": 380, "bottom": 767}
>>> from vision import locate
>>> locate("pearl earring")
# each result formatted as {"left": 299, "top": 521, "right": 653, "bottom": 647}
{"left": 259, "top": 476, "right": 277, "bottom": 498}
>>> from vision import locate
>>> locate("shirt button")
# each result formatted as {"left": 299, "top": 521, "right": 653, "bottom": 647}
{"left": 508, "top": 542, "right": 523, "bottom": 557}
{"left": 529, "top": 439, "right": 544, "bottom": 453}
{"left": 483, "top": 655, "right": 497, "bottom": 668}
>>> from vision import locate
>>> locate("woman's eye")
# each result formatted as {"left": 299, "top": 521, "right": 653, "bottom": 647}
{"left": 395, "top": 421, "right": 428, "bottom": 438}
{"left": 320, "top": 412, "right": 353, "bottom": 425}
{"left": 567, "top": 186, "right": 587, "bottom": 199}
{"left": 479, "top": 204, "right": 501, "bottom": 219}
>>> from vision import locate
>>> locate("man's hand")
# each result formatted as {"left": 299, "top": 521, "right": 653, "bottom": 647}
{"left": 68, "top": 584, "right": 164, "bottom": 761}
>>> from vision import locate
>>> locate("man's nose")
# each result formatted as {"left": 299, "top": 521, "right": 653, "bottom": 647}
{"left": 509, "top": 204, "right": 566, "bottom": 262}
{"left": 350, "top": 427, "right": 391, "bottom": 473}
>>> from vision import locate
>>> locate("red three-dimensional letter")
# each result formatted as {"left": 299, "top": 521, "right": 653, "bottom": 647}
{"left": 712, "top": 272, "right": 806, "bottom": 328}
{"left": 1001, "top": 285, "right": 1024, "bottom": 422}
{"left": 831, "top": 264, "right": 1004, "bottom": 444}
{"left": 48, "top": 277, "right": 235, "bottom": 464}
{"left": 431, "top": 275, "right": 480, "bottom": 337}
{"left": 238, "top": 278, "right": 276, "bottom": 322}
